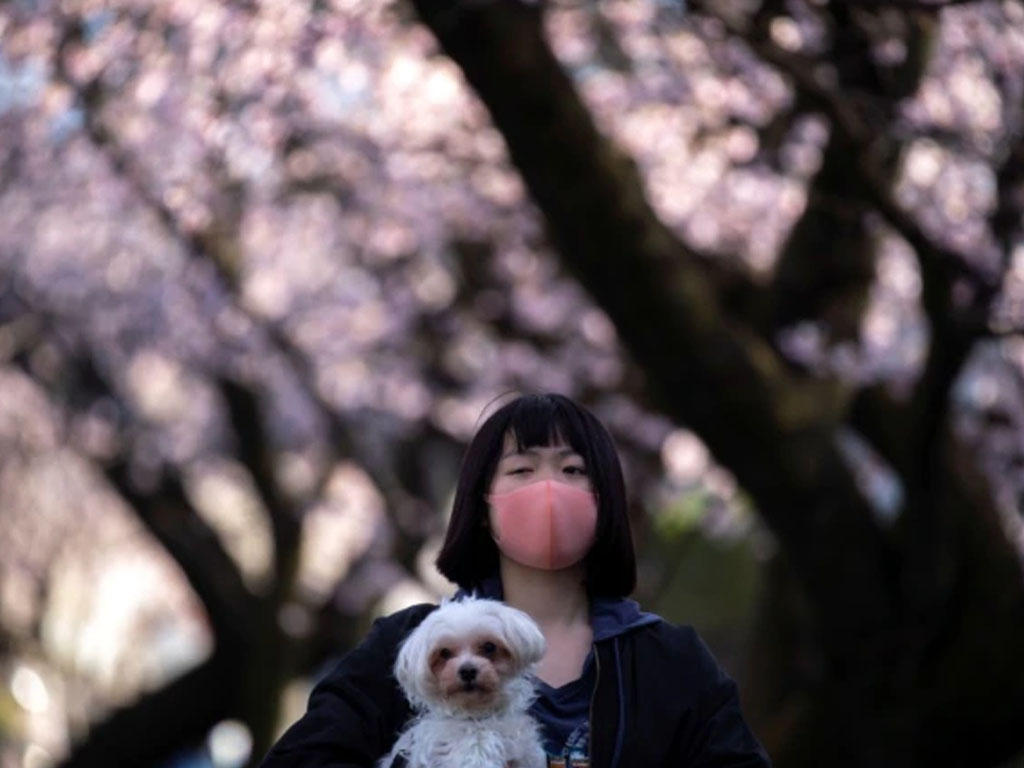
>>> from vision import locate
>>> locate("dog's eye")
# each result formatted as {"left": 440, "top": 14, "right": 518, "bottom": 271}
{"left": 480, "top": 641, "right": 497, "bottom": 656}
{"left": 438, "top": 648, "right": 453, "bottom": 661}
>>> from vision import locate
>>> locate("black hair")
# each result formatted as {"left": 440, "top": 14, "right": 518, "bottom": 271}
{"left": 435, "top": 393, "right": 636, "bottom": 597}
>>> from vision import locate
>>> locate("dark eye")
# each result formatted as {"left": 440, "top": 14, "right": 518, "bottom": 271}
{"left": 508, "top": 467, "right": 532, "bottom": 475}
{"left": 438, "top": 648, "right": 453, "bottom": 660}
{"left": 563, "top": 465, "right": 586, "bottom": 475}
{"left": 481, "top": 641, "right": 497, "bottom": 656}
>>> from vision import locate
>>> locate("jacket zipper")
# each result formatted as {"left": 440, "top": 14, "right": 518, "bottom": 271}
{"left": 588, "top": 642, "right": 599, "bottom": 767}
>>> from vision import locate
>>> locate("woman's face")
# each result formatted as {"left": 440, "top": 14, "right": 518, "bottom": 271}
{"left": 485, "top": 431, "right": 598, "bottom": 570}
{"left": 488, "top": 432, "right": 593, "bottom": 498}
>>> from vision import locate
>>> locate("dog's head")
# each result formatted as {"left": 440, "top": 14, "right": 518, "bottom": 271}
{"left": 394, "top": 597, "right": 546, "bottom": 716}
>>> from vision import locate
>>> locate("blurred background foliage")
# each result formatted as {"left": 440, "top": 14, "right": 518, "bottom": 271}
{"left": 1, "top": 0, "right": 1024, "bottom": 766}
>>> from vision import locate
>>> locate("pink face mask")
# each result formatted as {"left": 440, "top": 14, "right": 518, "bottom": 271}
{"left": 488, "top": 480, "right": 598, "bottom": 570}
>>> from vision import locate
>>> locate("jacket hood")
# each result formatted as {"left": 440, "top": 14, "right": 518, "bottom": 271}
{"left": 590, "top": 594, "right": 660, "bottom": 641}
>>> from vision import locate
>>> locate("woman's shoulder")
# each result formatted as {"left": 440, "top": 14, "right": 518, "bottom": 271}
{"left": 377, "top": 601, "right": 438, "bottom": 631}
{"left": 635, "top": 616, "right": 703, "bottom": 647}
{"left": 359, "top": 601, "right": 439, "bottom": 649}
{"left": 626, "top": 616, "right": 731, "bottom": 684}
{"left": 314, "top": 602, "right": 438, "bottom": 690}
{"left": 329, "top": 602, "right": 438, "bottom": 664}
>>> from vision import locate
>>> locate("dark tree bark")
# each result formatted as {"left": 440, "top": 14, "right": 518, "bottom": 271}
{"left": 56, "top": 652, "right": 240, "bottom": 768}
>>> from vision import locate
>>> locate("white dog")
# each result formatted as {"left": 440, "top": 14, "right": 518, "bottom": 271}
{"left": 377, "top": 597, "right": 549, "bottom": 768}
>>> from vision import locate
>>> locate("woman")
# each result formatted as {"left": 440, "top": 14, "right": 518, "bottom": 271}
{"left": 260, "top": 393, "right": 770, "bottom": 767}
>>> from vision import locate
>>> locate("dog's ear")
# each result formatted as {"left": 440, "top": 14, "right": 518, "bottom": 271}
{"left": 394, "top": 625, "right": 430, "bottom": 707}
{"left": 496, "top": 606, "right": 546, "bottom": 668}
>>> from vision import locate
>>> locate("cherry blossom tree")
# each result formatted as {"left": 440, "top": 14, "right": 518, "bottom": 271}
{"left": 1, "top": 0, "right": 1023, "bottom": 766}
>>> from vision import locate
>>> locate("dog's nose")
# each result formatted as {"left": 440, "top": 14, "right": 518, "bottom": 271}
{"left": 458, "top": 664, "right": 477, "bottom": 682}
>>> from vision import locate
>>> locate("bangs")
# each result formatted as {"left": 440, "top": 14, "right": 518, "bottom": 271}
{"left": 505, "top": 396, "right": 588, "bottom": 457}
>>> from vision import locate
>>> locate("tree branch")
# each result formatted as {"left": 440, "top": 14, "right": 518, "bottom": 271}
{"left": 690, "top": 1, "right": 988, "bottom": 301}
{"left": 842, "top": 0, "right": 988, "bottom": 8}
{"left": 218, "top": 379, "right": 302, "bottom": 592}
{"left": 57, "top": 652, "right": 240, "bottom": 768}
{"left": 52, "top": 9, "right": 445, "bottom": 576}
{"left": 690, "top": 1, "right": 997, "bottom": 620}
{"left": 52, "top": 14, "right": 245, "bottom": 289}
{"left": 8, "top": 318, "right": 256, "bottom": 646}
{"left": 104, "top": 459, "right": 256, "bottom": 643}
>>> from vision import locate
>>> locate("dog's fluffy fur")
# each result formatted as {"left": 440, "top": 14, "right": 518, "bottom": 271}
{"left": 377, "top": 597, "right": 548, "bottom": 768}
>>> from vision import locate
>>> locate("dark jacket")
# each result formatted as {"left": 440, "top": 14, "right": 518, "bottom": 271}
{"left": 259, "top": 603, "right": 770, "bottom": 768}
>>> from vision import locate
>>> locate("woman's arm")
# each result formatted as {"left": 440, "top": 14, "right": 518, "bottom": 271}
{"left": 259, "top": 604, "right": 434, "bottom": 768}
{"left": 673, "top": 629, "right": 772, "bottom": 768}
{"left": 681, "top": 675, "right": 771, "bottom": 768}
